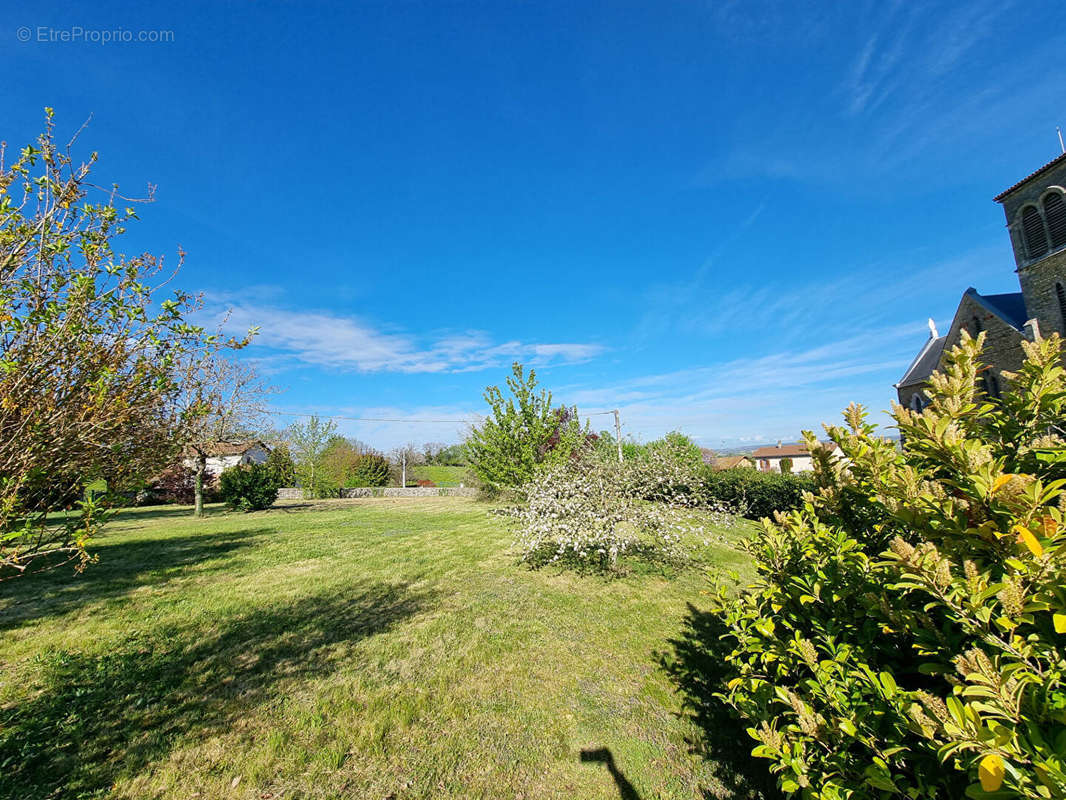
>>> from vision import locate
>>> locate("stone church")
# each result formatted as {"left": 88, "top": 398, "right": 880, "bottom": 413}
{"left": 896, "top": 151, "right": 1066, "bottom": 410}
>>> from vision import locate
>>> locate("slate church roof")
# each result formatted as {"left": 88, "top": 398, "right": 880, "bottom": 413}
{"left": 897, "top": 287, "right": 1028, "bottom": 389}
{"left": 896, "top": 334, "right": 947, "bottom": 389}
{"left": 969, "top": 289, "right": 1027, "bottom": 330}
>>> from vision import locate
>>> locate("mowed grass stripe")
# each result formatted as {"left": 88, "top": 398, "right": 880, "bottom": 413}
{"left": 0, "top": 497, "right": 758, "bottom": 800}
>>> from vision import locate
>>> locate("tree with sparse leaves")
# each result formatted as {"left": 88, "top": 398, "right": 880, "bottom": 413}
{"left": 176, "top": 355, "right": 274, "bottom": 517}
{"left": 0, "top": 112, "right": 251, "bottom": 578}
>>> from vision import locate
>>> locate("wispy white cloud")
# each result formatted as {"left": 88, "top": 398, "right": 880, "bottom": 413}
{"left": 267, "top": 404, "right": 480, "bottom": 452}
{"left": 209, "top": 300, "right": 605, "bottom": 374}
{"left": 703, "top": 0, "right": 1056, "bottom": 188}
{"left": 564, "top": 321, "right": 926, "bottom": 446}
{"left": 636, "top": 242, "right": 1006, "bottom": 349}
{"left": 259, "top": 319, "right": 922, "bottom": 450}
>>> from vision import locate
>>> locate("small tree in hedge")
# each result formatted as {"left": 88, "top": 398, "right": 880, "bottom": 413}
{"left": 701, "top": 332, "right": 1066, "bottom": 799}
{"left": 779, "top": 456, "right": 793, "bottom": 474}
{"left": 150, "top": 464, "right": 197, "bottom": 505}
{"left": 349, "top": 453, "right": 390, "bottom": 487}
{"left": 219, "top": 463, "right": 281, "bottom": 512}
{"left": 265, "top": 443, "right": 296, "bottom": 486}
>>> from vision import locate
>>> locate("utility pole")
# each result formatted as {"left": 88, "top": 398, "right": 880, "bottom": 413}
{"left": 613, "top": 409, "right": 623, "bottom": 463}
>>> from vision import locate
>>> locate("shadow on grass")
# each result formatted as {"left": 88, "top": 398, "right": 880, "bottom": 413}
{"left": 659, "top": 603, "right": 783, "bottom": 800}
{"left": 580, "top": 747, "right": 642, "bottom": 800}
{"left": 0, "top": 528, "right": 270, "bottom": 632}
{"left": 107, "top": 504, "right": 230, "bottom": 523}
{"left": 0, "top": 580, "right": 437, "bottom": 800}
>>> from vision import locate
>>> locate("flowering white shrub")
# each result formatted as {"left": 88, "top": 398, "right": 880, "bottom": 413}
{"left": 511, "top": 442, "right": 740, "bottom": 572}
{"left": 617, "top": 437, "right": 705, "bottom": 506}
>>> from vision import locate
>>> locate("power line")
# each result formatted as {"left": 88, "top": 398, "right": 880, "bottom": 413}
{"left": 265, "top": 410, "right": 480, "bottom": 424}
{"left": 262, "top": 409, "right": 618, "bottom": 424}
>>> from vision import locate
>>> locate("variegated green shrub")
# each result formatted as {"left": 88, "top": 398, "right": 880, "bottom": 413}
{"left": 705, "top": 332, "right": 1066, "bottom": 799}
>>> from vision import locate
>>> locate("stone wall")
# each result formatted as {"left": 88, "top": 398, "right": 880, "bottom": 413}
{"left": 1018, "top": 248, "right": 1066, "bottom": 339}
{"left": 943, "top": 292, "right": 1027, "bottom": 392}
{"left": 277, "top": 487, "right": 478, "bottom": 500}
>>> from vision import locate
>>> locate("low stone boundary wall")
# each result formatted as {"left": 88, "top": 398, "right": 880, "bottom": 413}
{"left": 277, "top": 487, "right": 477, "bottom": 500}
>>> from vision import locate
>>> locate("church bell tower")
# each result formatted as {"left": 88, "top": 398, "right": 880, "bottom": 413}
{"left": 994, "top": 151, "right": 1066, "bottom": 338}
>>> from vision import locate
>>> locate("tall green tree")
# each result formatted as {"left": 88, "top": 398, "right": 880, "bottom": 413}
{"left": 466, "top": 362, "right": 586, "bottom": 492}
{"left": 287, "top": 415, "right": 337, "bottom": 498}
{"left": 0, "top": 112, "right": 250, "bottom": 578}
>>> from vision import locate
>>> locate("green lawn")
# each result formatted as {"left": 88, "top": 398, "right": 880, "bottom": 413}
{"left": 0, "top": 497, "right": 769, "bottom": 800}
{"left": 407, "top": 464, "right": 473, "bottom": 486}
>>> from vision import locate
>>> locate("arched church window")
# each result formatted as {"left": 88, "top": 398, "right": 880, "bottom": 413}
{"left": 988, "top": 372, "right": 1001, "bottom": 398}
{"left": 971, "top": 315, "right": 983, "bottom": 336}
{"left": 1022, "top": 205, "right": 1049, "bottom": 259}
{"left": 1044, "top": 191, "right": 1066, "bottom": 249}
{"left": 909, "top": 393, "right": 924, "bottom": 412}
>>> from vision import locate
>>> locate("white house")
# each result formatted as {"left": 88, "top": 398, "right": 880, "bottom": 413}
{"left": 184, "top": 441, "right": 271, "bottom": 477}
{"left": 751, "top": 441, "right": 841, "bottom": 473}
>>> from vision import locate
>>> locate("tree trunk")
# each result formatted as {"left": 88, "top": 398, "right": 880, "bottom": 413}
{"left": 194, "top": 455, "right": 206, "bottom": 517}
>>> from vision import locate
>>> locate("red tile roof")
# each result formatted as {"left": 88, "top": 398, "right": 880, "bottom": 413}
{"left": 751, "top": 441, "right": 836, "bottom": 459}
{"left": 993, "top": 151, "right": 1066, "bottom": 202}
{"left": 711, "top": 455, "right": 754, "bottom": 470}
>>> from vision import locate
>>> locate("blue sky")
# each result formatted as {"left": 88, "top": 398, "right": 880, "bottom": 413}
{"left": 5, "top": 1, "right": 1065, "bottom": 450}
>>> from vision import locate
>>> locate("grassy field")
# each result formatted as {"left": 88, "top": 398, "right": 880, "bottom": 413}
{"left": 407, "top": 464, "right": 473, "bottom": 486}
{"left": 0, "top": 497, "right": 772, "bottom": 800}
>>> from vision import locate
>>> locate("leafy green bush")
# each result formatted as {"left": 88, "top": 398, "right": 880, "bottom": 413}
{"left": 702, "top": 332, "right": 1066, "bottom": 799}
{"left": 701, "top": 467, "right": 816, "bottom": 519}
{"left": 466, "top": 362, "right": 588, "bottom": 493}
{"left": 218, "top": 463, "right": 282, "bottom": 512}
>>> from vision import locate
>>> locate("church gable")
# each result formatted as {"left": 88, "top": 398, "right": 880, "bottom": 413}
{"left": 940, "top": 290, "right": 1027, "bottom": 394}
{"left": 895, "top": 329, "right": 946, "bottom": 412}
{"left": 896, "top": 289, "right": 1027, "bottom": 410}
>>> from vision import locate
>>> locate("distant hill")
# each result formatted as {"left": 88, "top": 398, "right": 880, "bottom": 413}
{"left": 408, "top": 465, "right": 474, "bottom": 487}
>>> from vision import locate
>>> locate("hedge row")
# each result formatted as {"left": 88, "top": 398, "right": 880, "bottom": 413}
{"left": 699, "top": 466, "right": 816, "bottom": 519}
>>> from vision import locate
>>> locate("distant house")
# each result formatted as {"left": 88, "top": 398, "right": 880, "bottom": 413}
{"left": 751, "top": 441, "right": 840, "bottom": 473}
{"left": 709, "top": 455, "right": 755, "bottom": 471}
{"left": 184, "top": 441, "right": 271, "bottom": 477}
